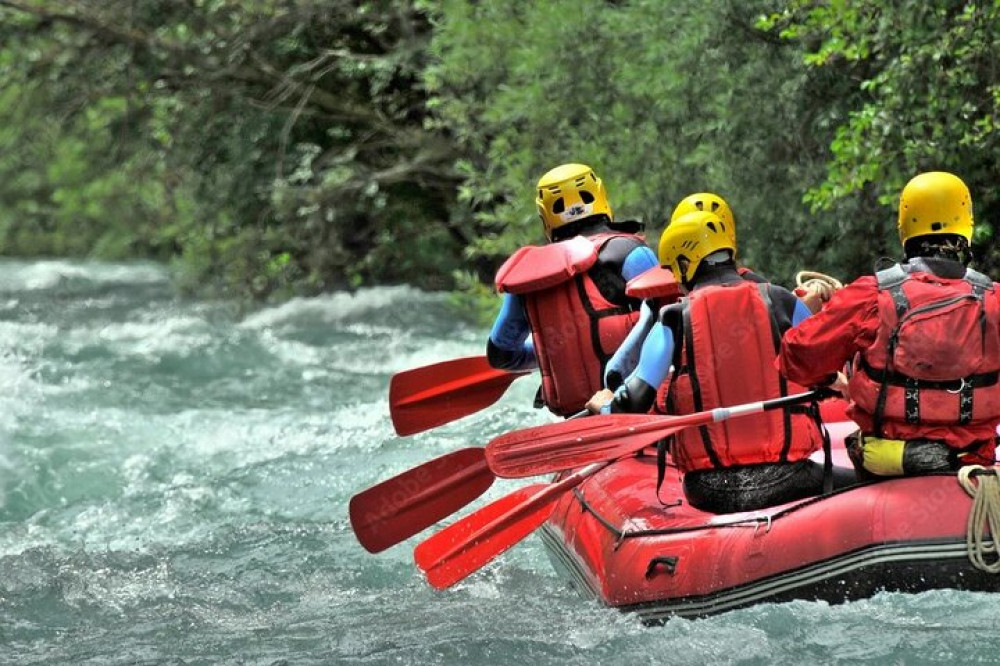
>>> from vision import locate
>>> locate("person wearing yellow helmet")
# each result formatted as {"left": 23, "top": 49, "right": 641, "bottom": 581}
{"left": 488, "top": 163, "right": 658, "bottom": 416}
{"left": 589, "top": 211, "right": 856, "bottom": 513}
{"left": 780, "top": 171, "right": 1000, "bottom": 479}
{"left": 601, "top": 192, "right": 775, "bottom": 393}
{"left": 669, "top": 192, "right": 738, "bottom": 248}
{"left": 669, "top": 192, "right": 837, "bottom": 310}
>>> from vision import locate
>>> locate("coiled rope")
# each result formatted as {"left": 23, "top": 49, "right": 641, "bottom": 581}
{"left": 957, "top": 465, "right": 1000, "bottom": 573}
{"left": 795, "top": 270, "right": 844, "bottom": 296}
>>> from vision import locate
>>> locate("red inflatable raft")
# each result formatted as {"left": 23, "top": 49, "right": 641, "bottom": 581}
{"left": 539, "top": 419, "right": 999, "bottom": 622}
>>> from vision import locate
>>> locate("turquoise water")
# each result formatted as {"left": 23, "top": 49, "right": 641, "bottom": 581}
{"left": 1, "top": 259, "right": 998, "bottom": 665}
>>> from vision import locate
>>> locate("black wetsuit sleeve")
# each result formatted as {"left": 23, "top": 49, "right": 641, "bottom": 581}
{"left": 487, "top": 338, "right": 531, "bottom": 371}
{"left": 611, "top": 376, "right": 658, "bottom": 413}
{"left": 590, "top": 236, "right": 648, "bottom": 306}
{"left": 766, "top": 284, "right": 800, "bottom": 335}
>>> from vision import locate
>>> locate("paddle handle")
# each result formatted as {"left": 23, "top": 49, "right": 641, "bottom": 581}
{"left": 711, "top": 389, "right": 827, "bottom": 422}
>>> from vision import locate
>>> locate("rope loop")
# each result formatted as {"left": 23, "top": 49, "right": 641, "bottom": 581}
{"left": 795, "top": 270, "right": 844, "bottom": 290}
{"left": 958, "top": 465, "right": 1000, "bottom": 574}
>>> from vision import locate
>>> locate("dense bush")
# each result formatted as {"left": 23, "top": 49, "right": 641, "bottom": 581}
{"left": 0, "top": 0, "right": 996, "bottom": 299}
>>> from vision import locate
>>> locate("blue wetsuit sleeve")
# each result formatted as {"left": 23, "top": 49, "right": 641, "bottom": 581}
{"left": 487, "top": 293, "right": 537, "bottom": 371}
{"left": 604, "top": 300, "right": 656, "bottom": 389}
{"left": 603, "top": 322, "right": 675, "bottom": 413}
{"left": 634, "top": 323, "right": 674, "bottom": 390}
{"left": 621, "top": 245, "right": 658, "bottom": 282}
{"left": 791, "top": 298, "right": 812, "bottom": 327}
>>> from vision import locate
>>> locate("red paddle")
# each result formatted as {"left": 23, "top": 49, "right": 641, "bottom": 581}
{"left": 414, "top": 461, "right": 625, "bottom": 589}
{"left": 390, "top": 356, "right": 530, "bottom": 436}
{"left": 414, "top": 482, "right": 553, "bottom": 589}
{"left": 487, "top": 390, "right": 826, "bottom": 478}
{"left": 349, "top": 447, "right": 494, "bottom": 553}
{"left": 415, "top": 390, "right": 827, "bottom": 589}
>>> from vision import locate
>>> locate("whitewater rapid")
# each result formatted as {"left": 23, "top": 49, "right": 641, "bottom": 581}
{"left": 0, "top": 259, "right": 994, "bottom": 665}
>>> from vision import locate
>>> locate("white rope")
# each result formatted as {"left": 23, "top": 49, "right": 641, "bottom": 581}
{"left": 958, "top": 465, "right": 1000, "bottom": 574}
{"left": 795, "top": 270, "right": 844, "bottom": 290}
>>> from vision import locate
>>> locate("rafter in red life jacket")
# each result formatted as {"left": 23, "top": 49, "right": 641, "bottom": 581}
{"left": 496, "top": 233, "right": 642, "bottom": 416}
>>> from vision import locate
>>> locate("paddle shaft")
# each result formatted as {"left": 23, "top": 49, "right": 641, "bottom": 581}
{"left": 487, "top": 390, "right": 826, "bottom": 478}
{"left": 429, "top": 461, "right": 606, "bottom": 568}
{"left": 564, "top": 391, "right": 816, "bottom": 449}
{"left": 417, "top": 389, "right": 830, "bottom": 588}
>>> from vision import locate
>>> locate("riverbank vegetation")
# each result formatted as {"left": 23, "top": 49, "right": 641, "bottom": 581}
{"left": 0, "top": 1, "right": 997, "bottom": 300}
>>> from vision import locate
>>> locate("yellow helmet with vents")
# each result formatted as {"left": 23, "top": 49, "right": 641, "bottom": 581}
{"left": 670, "top": 192, "right": 736, "bottom": 248}
{"left": 897, "top": 172, "right": 973, "bottom": 244}
{"left": 658, "top": 211, "right": 735, "bottom": 284}
{"left": 535, "top": 164, "right": 612, "bottom": 241}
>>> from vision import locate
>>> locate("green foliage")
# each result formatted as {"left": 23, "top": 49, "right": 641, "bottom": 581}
{"left": 761, "top": 1, "right": 1000, "bottom": 272}
{"left": 0, "top": 0, "right": 465, "bottom": 299}
{"left": 1, "top": 0, "right": 998, "bottom": 301}
{"left": 427, "top": 0, "right": 888, "bottom": 287}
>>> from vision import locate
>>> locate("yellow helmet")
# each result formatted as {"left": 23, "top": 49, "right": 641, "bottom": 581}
{"left": 897, "top": 171, "right": 973, "bottom": 245}
{"left": 658, "top": 211, "right": 735, "bottom": 284}
{"left": 670, "top": 192, "right": 736, "bottom": 248}
{"left": 535, "top": 163, "right": 613, "bottom": 241}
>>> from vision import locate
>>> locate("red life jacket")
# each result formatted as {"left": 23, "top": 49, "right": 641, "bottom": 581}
{"left": 663, "top": 281, "right": 824, "bottom": 472}
{"left": 652, "top": 266, "right": 764, "bottom": 415}
{"left": 847, "top": 263, "right": 1000, "bottom": 452}
{"left": 496, "top": 233, "right": 642, "bottom": 416}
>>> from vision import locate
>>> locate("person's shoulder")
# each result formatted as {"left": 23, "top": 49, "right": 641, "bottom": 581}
{"left": 596, "top": 233, "right": 652, "bottom": 266}
{"left": 764, "top": 282, "right": 796, "bottom": 298}
{"left": 762, "top": 283, "right": 801, "bottom": 315}
{"left": 601, "top": 233, "right": 646, "bottom": 252}
{"left": 737, "top": 266, "right": 769, "bottom": 283}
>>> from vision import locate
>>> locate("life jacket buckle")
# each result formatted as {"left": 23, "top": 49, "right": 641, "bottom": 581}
{"left": 947, "top": 377, "right": 968, "bottom": 395}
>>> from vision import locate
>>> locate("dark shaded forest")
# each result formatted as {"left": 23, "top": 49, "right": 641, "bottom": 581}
{"left": 1, "top": 0, "right": 998, "bottom": 301}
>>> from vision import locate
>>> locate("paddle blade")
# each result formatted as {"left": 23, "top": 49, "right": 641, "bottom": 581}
{"left": 486, "top": 413, "right": 697, "bottom": 478}
{"left": 414, "top": 483, "right": 553, "bottom": 589}
{"left": 349, "top": 447, "right": 494, "bottom": 553}
{"left": 390, "top": 356, "right": 526, "bottom": 436}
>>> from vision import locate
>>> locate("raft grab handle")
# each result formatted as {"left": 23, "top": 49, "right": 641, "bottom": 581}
{"left": 645, "top": 556, "right": 679, "bottom": 579}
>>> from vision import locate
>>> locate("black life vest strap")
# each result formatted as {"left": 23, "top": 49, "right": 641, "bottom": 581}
{"left": 873, "top": 264, "right": 909, "bottom": 435}
{"left": 963, "top": 268, "right": 992, "bottom": 425}
{"left": 680, "top": 299, "right": 722, "bottom": 469}
{"left": 858, "top": 356, "right": 999, "bottom": 390}
{"left": 756, "top": 283, "right": 793, "bottom": 460}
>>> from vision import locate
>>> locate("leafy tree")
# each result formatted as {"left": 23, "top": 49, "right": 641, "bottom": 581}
{"left": 2, "top": 0, "right": 998, "bottom": 300}
{"left": 0, "top": 0, "right": 466, "bottom": 297}
{"left": 427, "top": 0, "right": 885, "bottom": 288}
{"left": 760, "top": 1, "right": 1000, "bottom": 272}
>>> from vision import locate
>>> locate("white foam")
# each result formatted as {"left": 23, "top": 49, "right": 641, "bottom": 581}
{"left": 239, "top": 285, "right": 443, "bottom": 329}
{"left": 0, "top": 351, "right": 42, "bottom": 426}
{"left": 60, "top": 314, "right": 214, "bottom": 358}
{"left": 0, "top": 259, "right": 167, "bottom": 292}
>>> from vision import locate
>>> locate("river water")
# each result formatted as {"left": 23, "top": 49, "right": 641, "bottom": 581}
{"left": 0, "top": 259, "right": 996, "bottom": 664}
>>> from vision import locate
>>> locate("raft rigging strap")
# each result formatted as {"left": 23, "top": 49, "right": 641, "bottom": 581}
{"left": 957, "top": 465, "right": 1000, "bottom": 574}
